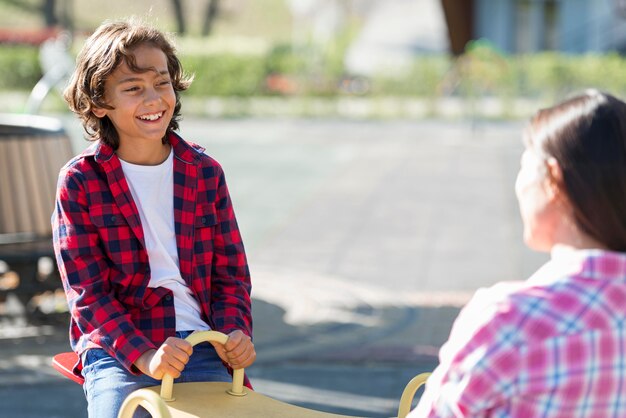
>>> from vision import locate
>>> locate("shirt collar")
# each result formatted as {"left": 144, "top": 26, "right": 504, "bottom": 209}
{"left": 528, "top": 248, "right": 626, "bottom": 286}
{"left": 85, "top": 131, "right": 205, "bottom": 165}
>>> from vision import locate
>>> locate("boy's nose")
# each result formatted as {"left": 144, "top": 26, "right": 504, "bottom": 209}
{"left": 144, "top": 87, "right": 161, "bottom": 104}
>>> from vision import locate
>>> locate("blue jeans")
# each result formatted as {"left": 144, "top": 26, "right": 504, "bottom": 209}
{"left": 82, "top": 331, "right": 231, "bottom": 418}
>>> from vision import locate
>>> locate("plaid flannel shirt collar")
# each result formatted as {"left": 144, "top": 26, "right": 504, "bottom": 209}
{"left": 528, "top": 248, "right": 626, "bottom": 287}
{"left": 84, "top": 131, "right": 206, "bottom": 165}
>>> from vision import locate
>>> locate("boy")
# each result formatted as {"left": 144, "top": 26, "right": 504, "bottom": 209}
{"left": 53, "top": 19, "right": 254, "bottom": 417}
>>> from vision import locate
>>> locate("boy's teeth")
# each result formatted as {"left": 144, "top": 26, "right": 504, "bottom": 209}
{"left": 139, "top": 112, "right": 161, "bottom": 121}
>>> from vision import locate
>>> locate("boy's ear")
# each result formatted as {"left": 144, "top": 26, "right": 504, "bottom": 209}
{"left": 92, "top": 107, "right": 107, "bottom": 118}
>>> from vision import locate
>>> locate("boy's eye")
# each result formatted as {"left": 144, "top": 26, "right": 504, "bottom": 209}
{"left": 124, "top": 86, "right": 140, "bottom": 92}
{"left": 158, "top": 80, "right": 171, "bottom": 86}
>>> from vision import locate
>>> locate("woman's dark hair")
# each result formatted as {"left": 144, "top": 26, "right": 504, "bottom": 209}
{"left": 64, "top": 18, "right": 192, "bottom": 149}
{"left": 525, "top": 90, "right": 626, "bottom": 251}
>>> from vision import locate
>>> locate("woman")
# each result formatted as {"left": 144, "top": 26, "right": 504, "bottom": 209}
{"left": 411, "top": 90, "right": 626, "bottom": 417}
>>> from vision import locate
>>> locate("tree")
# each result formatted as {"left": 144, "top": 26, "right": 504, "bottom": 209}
{"left": 202, "top": 0, "right": 220, "bottom": 36}
{"left": 42, "top": 0, "right": 57, "bottom": 27}
{"left": 169, "top": 0, "right": 220, "bottom": 37}
{"left": 171, "top": 0, "right": 186, "bottom": 35}
{"left": 0, "top": 0, "right": 74, "bottom": 29}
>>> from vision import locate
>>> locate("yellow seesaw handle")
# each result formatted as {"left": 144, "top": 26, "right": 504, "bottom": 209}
{"left": 397, "top": 372, "right": 431, "bottom": 418}
{"left": 160, "top": 330, "right": 246, "bottom": 402}
{"left": 118, "top": 388, "right": 172, "bottom": 418}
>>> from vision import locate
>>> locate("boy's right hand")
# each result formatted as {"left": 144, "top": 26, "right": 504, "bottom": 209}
{"left": 134, "top": 337, "right": 193, "bottom": 380}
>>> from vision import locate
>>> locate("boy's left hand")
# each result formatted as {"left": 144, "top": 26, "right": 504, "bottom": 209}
{"left": 211, "top": 330, "right": 256, "bottom": 369}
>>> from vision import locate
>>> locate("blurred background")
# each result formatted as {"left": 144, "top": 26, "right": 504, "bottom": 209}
{"left": 4, "top": 0, "right": 626, "bottom": 117}
{"left": 1, "top": 1, "right": 625, "bottom": 417}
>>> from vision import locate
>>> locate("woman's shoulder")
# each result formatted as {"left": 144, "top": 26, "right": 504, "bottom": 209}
{"left": 453, "top": 278, "right": 560, "bottom": 342}
{"left": 478, "top": 266, "right": 612, "bottom": 342}
{"left": 458, "top": 283, "right": 520, "bottom": 330}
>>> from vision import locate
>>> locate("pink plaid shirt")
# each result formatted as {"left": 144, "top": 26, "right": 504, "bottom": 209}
{"left": 411, "top": 249, "right": 626, "bottom": 417}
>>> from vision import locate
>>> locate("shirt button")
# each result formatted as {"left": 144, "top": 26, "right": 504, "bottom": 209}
{"left": 201, "top": 217, "right": 207, "bottom": 224}
{"left": 165, "top": 295, "right": 173, "bottom": 301}
{"left": 110, "top": 215, "right": 117, "bottom": 223}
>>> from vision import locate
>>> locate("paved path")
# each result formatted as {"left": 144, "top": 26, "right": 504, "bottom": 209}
{"left": 1, "top": 117, "right": 548, "bottom": 417}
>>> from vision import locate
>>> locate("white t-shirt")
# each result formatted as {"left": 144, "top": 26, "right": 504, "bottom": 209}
{"left": 119, "top": 148, "right": 210, "bottom": 332}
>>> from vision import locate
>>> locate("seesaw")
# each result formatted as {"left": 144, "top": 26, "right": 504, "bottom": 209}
{"left": 54, "top": 330, "right": 430, "bottom": 417}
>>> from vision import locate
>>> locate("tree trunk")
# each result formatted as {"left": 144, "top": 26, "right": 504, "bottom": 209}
{"left": 171, "top": 0, "right": 186, "bottom": 35}
{"left": 201, "top": 0, "right": 220, "bottom": 37}
{"left": 440, "top": 0, "right": 474, "bottom": 55}
{"left": 58, "top": 0, "right": 74, "bottom": 32}
{"left": 42, "top": 0, "right": 58, "bottom": 27}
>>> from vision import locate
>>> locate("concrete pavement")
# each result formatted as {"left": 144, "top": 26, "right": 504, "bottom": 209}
{"left": 0, "top": 117, "right": 548, "bottom": 417}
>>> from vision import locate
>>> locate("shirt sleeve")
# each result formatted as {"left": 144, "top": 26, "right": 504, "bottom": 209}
{"left": 209, "top": 165, "right": 253, "bottom": 337}
{"left": 52, "top": 166, "right": 157, "bottom": 372}
{"left": 410, "top": 291, "right": 521, "bottom": 417}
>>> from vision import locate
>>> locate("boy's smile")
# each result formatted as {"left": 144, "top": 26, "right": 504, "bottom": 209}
{"left": 92, "top": 44, "right": 176, "bottom": 164}
{"left": 137, "top": 111, "right": 165, "bottom": 121}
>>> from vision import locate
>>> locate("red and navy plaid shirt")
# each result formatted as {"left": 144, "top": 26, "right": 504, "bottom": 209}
{"left": 52, "top": 132, "right": 252, "bottom": 377}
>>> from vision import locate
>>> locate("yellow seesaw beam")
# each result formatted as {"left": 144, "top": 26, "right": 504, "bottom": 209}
{"left": 118, "top": 330, "right": 430, "bottom": 418}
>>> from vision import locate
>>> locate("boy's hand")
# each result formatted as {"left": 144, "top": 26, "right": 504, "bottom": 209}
{"left": 211, "top": 330, "right": 256, "bottom": 369}
{"left": 134, "top": 337, "right": 193, "bottom": 380}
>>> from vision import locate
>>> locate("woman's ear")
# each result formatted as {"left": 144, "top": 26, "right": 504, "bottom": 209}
{"left": 546, "top": 157, "right": 565, "bottom": 200}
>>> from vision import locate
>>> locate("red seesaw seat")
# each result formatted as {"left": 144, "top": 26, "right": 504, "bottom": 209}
{"left": 52, "top": 351, "right": 85, "bottom": 385}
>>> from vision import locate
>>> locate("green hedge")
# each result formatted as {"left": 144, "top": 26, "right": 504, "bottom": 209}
{"left": 3, "top": 40, "right": 626, "bottom": 101}
{"left": 521, "top": 53, "right": 626, "bottom": 99}
{"left": 369, "top": 46, "right": 626, "bottom": 102}
{"left": 182, "top": 54, "right": 266, "bottom": 97}
{"left": 0, "top": 46, "right": 41, "bottom": 90}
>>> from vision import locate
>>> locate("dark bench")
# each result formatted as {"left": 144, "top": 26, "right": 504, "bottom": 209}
{"left": 0, "top": 114, "right": 74, "bottom": 313}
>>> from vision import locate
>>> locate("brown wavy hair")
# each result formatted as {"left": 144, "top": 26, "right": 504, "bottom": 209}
{"left": 64, "top": 18, "right": 192, "bottom": 149}
{"left": 524, "top": 90, "right": 626, "bottom": 251}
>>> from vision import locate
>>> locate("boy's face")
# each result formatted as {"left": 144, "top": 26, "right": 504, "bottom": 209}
{"left": 92, "top": 44, "right": 176, "bottom": 148}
